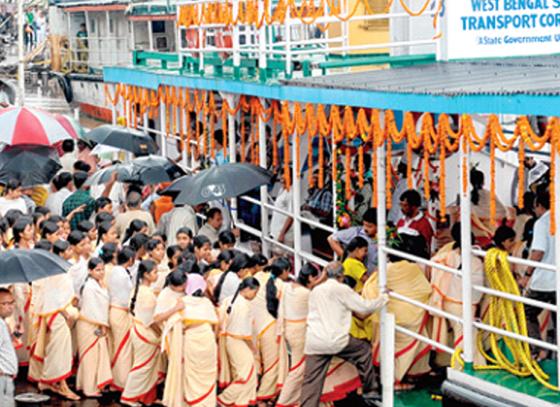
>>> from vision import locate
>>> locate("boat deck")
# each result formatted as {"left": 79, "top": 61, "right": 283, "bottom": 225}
{"left": 445, "top": 360, "right": 560, "bottom": 407}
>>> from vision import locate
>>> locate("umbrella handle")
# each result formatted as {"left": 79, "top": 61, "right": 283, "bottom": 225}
{"left": 223, "top": 199, "right": 236, "bottom": 229}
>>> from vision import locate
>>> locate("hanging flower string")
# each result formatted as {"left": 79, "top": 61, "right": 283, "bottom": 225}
{"left": 106, "top": 82, "right": 559, "bottom": 233}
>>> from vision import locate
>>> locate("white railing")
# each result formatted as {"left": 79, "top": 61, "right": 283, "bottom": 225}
{"left": 174, "top": 0, "right": 438, "bottom": 78}
{"left": 108, "top": 84, "right": 560, "bottom": 406}
{"left": 67, "top": 36, "right": 131, "bottom": 70}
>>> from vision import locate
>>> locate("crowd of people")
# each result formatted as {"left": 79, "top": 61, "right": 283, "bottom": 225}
{"left": 0, "top": 131, "right": 555, "bottom": 407}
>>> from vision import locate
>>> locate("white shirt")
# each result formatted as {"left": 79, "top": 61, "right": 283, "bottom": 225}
{"left": 197, "top": 223, "right": 220, "bottom": 245}
{"left": 270, "top": 188, "right": 293, "bottom": 239}
{"left": 69, "top": 257, "right": 88, "bottom": 298}
{"left": 0, "top": 319, "right": 17, "bottom": 376}
{"left": 108, "top": 265, "right": 134, "bottom": 308}
{"left": 160, "top": 206, "right": 198, "bottom": 245}
{"left": 91, "top": 181, "right": 126, "bottom": 216}
{"left": 45, "top": 187, "right": 72, "bottom": 216}
{"left": 218, "top": 272, "right": 241, "bottom": 305}
{"left": 529, "top": 211, "right": 556, "bottom": 292}
{"left": 80, "top": 278, "right": 110, "bottom": 326}
{"left": 59, "top": 152, "right": 77, "bottom": 173}
{"left": 304, "top": 279, "right": 384, "bottom": 355}
{"left": 0, "top": 197, "right": 27, "bottom": 216}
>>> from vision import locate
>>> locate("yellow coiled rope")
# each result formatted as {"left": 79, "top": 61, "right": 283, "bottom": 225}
{"left": 451, "top": 247, "right": 559, "bottom": 391}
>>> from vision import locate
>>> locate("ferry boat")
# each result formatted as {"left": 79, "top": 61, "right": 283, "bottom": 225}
{"left": 51, "top": 0, "right": 560, "bottom": 405}
{"left": 48, "top": 0, "right": 178, "bottom": 121}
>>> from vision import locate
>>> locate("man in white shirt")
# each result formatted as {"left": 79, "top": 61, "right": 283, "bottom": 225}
{"left": 114, "top": 191, "right": 155, "bottom": 240}
{"left": 45, "top": 172, "right": 74, "bottom": 216}
{"left": 301, "top": 262, "right": 388, "bottom": 407}
{"left": 159, "top": 204, "right": 204, "bottom": 245}
{"left": 59, "top": 140, "right": 77, "bottom": 173}
{"left": 522, "top": 190, "right": 556, "bottom": 353}
{"left": 0, "top": 288, "right": 17, "bottom": 407}
{"left": 197, "top": 207, "right": 223, "bottom": 245}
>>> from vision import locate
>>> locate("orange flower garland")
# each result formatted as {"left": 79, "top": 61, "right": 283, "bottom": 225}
{"left": 105, "top": 82, "right": 560, "bottom": 233}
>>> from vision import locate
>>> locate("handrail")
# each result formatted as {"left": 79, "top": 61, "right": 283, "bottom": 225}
{"left": 389, "top": 291, "right": 463, "bottom": 324}
{"left": 472, "top": 248, "right": 556, "bottom": 272}
{"left": 473, "top": 320, "right": 557, "bottom": 352}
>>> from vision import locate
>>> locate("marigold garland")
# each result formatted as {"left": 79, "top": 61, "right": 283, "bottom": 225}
{"left": 318, "top": 133, "right": 324, "bottom": 189}
{"left": 345, "top": 142, "right": 351, "bottom": 200}
{"left": 490, "top": 132, "right": 496, "bottom": 227}
{"left": 386, "top": 137, "right": 392, "bottom": 209}
{"left": 106, "top": 81, "right": 560, "bottom": 233}
{"left": 358, "top": 144, "right": 364, "bottom": 189}
{"left": 308, "top": 133, "right": 314, "bottom": 188}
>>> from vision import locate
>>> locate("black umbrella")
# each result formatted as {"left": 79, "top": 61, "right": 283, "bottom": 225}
{"left": 0, "top": 146, "right": 61, "bottom": 187}
{"left": 162, "top": 163, "right": 272, "bottom": 206}
{"left": 87, "top": 156, "right": 187, "bottom": 186}
{"left": 125, "top": 155, "right": 187, "bottom": 184}
{"left": 83, "top": 125, "right": 158, "bottom": 156}
{"left": 0, "top": 249, "right": 70, "bottom": 284}
{"left": 86, "top": 163, "right": 135, "bottom": 186}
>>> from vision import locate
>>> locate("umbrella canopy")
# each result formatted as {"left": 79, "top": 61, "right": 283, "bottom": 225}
{"left": 87, "top": 155, "right": 186, "bottom": 186}
{"left": 86, "top": 163, "right": 135, "bottom": 186}
{"left": 163, "top": 163, "right": 272, "bottom": 206}
{"left": 0, "top": 146, "right": 61, "bottom": 187}
{"left": 84, "top": 125, "right": 158, "bottom": 156}
{"left": 55, "top": 114, "right": 84, "bottom": 138}
{"left": 127, "top": 155, "right": 187, "bottom": 184}
{"left": 0, "top": 107, "right": 78, "bottom": 146}
{"left": 0, "top": 249, "right": 70, "bottom": 284}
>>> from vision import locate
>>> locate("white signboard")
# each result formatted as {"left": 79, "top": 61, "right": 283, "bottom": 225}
{"left": 442, "top": 0, "right": 560, "bottom": 60}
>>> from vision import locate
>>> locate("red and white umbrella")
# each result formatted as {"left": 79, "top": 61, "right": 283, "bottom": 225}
{"left": 0, "top": 106, "right": 78, "bottom": 146}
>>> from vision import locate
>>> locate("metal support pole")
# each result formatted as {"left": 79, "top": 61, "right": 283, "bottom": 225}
{"left": 160, "top": 101, "right": 167, "bottom": 158}
{"left": 437, "top": 0, "right": 448, "bottom": 61}
{"left": 258, "top": 0, "right": 267, "bottom": 81}
{"left": 111, "top": 84, "right": 117, "bottom": 125}
{"left": 105, "top": 11, "right": 111, "bottom": 66}
{"left": 148, "top": 21, "right": 154, "bottom": 51}
{"left": 258, "top": 108, "right": 270, "bottom": 256}
{"left": 382, "top": 312, "right": 395, "bottom": 406}
{"left": 292, "top": 131, "right": 302, "bottom": 275}
{"left": 460, "top": 139, "right": 474, "bottom": 369}
{"left": 555, "top": 148, "right": 560, "bottom": 385}
{"left": 376, "top": 142, "right": 393, "bottom": 407}
{"left": 130, "top": 20, "right": 136, "bottom": 53}
{"left": 17, "top": 0, "right": 24, "bottom": 106}
{"left": 84, "top": 11, "right": 91, "bottom": 65}
{"left": 285, "top": 11, "right": 292, "bottom": 78}
{"left": 227, "top": 94, "right": 238, "bottom": 224}
{"left": 232, "top": 0, "right": 240, "bottom": 78}
{"left": 197, "top": 20, "right": 204, "bottom": 73}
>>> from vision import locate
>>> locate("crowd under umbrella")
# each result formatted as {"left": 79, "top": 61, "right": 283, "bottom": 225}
{"left": 87, "top": 155, "right": 187, "bottom": 186}
{"left": 0, "top": 146, "right": 62, "bottom": 186}
{"left": 83, "top": 125, "right": 158, "bottom": 156}
{"left": 0, "top": 249, "right": 70, "bottom": 285}
{"left": 0, "top": 106, "right": 78, "bottom": 146}
{"left": 162, "top": 163, "right": 273, "bottom": 206}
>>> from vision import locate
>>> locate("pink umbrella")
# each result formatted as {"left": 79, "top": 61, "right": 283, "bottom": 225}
{"left": 0, "top": 106, "right": 78, "bottom": 146}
